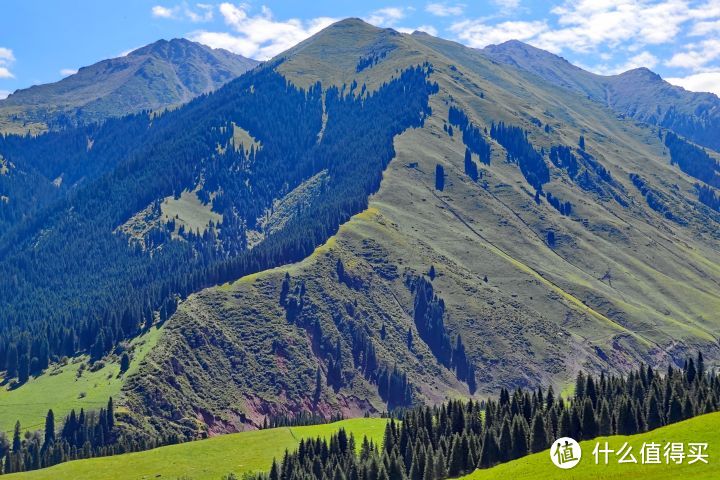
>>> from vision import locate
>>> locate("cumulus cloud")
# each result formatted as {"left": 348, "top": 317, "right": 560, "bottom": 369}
{"left": 60, "top": 68, "right": 78, "bottom": 77}
{"left": 152, "top": 3, "right": 213, "bottom": 22}
{"left": 396, "top": 25, "right": 439, "bottom": 36}
{"left": 365, "top": 7, "right": 408, "bottom": 27}
{"left": 152, "top": 5, "right": 176, "bottom": 18}
{"left": 190, "top": 4, "right": 336, "bottom": 59}
{"left": 666, "top": 71, "right": 720, "bottom": 96}
{"left": 450, "top": 0, "right": 720, "bottom": 56}
{"left": 0, "top": 47, "right": 15, "bottom": 79}
{"left": 426, "top": 3, "right": 465, "bottom": 17}
{"left": 589, "top": 50, "right": 660, "bottom": 75}
{"left": 450, "top": 20, "right": 548, "bottom": 47}
{"left": 665, "top": 38, "right": 720, "bottom": 70}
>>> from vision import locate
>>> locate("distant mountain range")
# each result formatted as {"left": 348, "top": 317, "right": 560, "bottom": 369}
{"left": 1, "top": 19, "right": 719, "bottom": 445}
{"left": 0, "top": 38, "right": 258, "bottom": 134}
{"left": 483, "top": 39, "right": 720, "bottom": 151}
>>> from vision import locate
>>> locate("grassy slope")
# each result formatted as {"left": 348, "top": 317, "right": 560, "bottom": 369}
{"left": 122, "top": 20, "right": 720, "bottom": 438}
{"left": 4, "top": 418, "right": 388, "bottom": 480}
{"left": 463, "top": 412, "right": 720, "bottom": 480}
{"left": 0, "top": 326, "right": 162, "bottom": 433}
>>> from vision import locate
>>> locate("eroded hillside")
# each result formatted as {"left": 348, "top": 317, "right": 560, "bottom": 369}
{"left": 122, "top": 20, "right": 720, "bottom": 439}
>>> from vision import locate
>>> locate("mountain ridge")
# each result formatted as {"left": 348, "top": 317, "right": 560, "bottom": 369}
{"left": 1, "top": 18, "right": 720, "bottom": 443}
{"left": 482, "top": 39, "right": 720, "bottom": 151}
{"left": 0, "top": 38, "right": 258, "bottom": 134}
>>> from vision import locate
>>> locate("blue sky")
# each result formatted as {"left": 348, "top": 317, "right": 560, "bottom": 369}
{"left": 1, "top": 0, "right": 720, "bottom": 99}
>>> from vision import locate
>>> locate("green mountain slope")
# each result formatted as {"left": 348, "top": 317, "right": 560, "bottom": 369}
{"left": 117, "top": 19, "right": 720, "bottom": 439}
{"left": 0, "top": 38, "right": 258, "bottom": 134}
{"left": 483, "top": 40, "right": 720, "bottom": 152}
{"left": 462, "top": 411, "right": 720, "bottom": 479}
{"left": 2, "top": 418, "right": 388, "bottom": 480}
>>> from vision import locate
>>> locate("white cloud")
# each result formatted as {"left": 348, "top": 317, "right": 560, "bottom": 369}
{"left": 152, "top": 5, "right": 176, "bottom": 18}
{"left": 396, "top": 25, "right": 439, "bottom": 36}
{"left": 0, "top": 90, "right": 10, "bottom": 100}
{"left": 666, "top": 70, "right": 720, "bottom": 96}
{"left": 426, "top": 3, "right": 464, "bottom": 17}
{"left": 0, "top": 47, "right": 15, "bottom": 78}
{"left": 60, "top": 68, "right": 78, "bottom": 77}
{"left": 365, "top": 7, "right": 408, "bottom": 27}
{"left": 588, "top": 50, "right": 660, "bottom": 75}
{"left": 152, "top": 3, "right": 213, "bottom": 22}
{"left": 665, "top": 38, "right": 720, "bottom": 69}
{"left": 690, "top": 19, "right": 720, "bottom": 35}
{"left": 450, "top": 0, "right": 720, "bottom": 58}
{"left": 493, "top": 0, "right": 521, "bottom": 11}
{"left": 449, "top": 20, "right": 549, "bottom": 48}
{"left": 190, "top": 4, "right": 337, "bottom": 59}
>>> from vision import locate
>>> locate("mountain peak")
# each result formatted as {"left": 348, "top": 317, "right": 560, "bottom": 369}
{"left": 617, "top": 66, "right": 662, "bottom": 81}
{"left": 128, "top": 38, "right": 207, "bottom": 58}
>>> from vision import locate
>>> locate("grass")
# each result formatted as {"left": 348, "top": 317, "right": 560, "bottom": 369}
{"left": 462, "top": 412, "right": 720, "bottom": 480}
{"left": 0, "top": 326, "right": 162, "bottom": 433}
{"left": 5, "top": 417, "right": 389, "bottom": 480}
{"left": 161, "top": 190, "right": 223, "bottom": 235}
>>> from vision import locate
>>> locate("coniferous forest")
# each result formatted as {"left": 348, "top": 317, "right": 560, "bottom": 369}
{"left": 0, "top": 64, "right": 438, "bottom": 386}
{"left": 248, "top": 354, "right": 718, "bottom": 480}
{"left": 3, "top": 354, "right": 716, "bottom": 476}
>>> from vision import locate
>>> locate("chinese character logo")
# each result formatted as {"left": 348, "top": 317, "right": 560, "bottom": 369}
{"left": 551, "top": 437, "right": 582, "bottom": 469}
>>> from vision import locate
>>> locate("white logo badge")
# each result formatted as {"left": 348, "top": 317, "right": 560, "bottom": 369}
{"left": 551, "top": 437, "right": 582, "bottom": 469}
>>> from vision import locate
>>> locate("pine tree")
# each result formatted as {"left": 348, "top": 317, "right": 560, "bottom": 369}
{"left": 498, "top": 419, "right": 512, "bottom": 462}
{"left": 119, "top": 353, "right": 130, "bottom": 374}
{"left": 13, "top": 421, "right": 21, "bottom": 453}
{"left": 579, "top": 135, "right": 586, "bottom": 150}
{"left": 510, "top": 416, "right": 528, "bottom": 460}
{"left": 529, "top": 412, "right": 548, "bottom": 453}
{"left": 646, "top": 393, "right": 663, "bottom": 430}
{"left": 598, "top": 400, "right": 612, "bottom": 436}
{"left": 667, "top": 394, "right": 683, "bottom": 424}
{"left": 44, "top": 410, "right": 55, "bottom": 447}
{"left": 435, "top": 164, "right": 445, "bottom": 191}
{"left": 581, "top": 398, "right": 598, "bottom": 439}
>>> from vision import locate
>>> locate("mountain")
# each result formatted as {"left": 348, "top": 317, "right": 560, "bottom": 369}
{"left": 0, "top": 38, "right": 258, "bottom": 134}
{"left": 1, "top": 18, "right": 720, "bottom": 446}
{"left": 482, "top": 39, "right": 720, "bottom": 152}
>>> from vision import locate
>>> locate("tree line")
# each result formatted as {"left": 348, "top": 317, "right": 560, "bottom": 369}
{"left": 0, "top": 64, "right": 438, "bottom": 387}
{"left": 249, "top": 353, "right": 719, "bottom": 480}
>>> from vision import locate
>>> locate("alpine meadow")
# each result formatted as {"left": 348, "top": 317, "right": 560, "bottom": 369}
{"left": 1, "top": 2, "right": 720, "bottom": 479}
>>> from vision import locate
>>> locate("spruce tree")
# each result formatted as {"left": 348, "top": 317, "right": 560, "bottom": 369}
{"left": 120, "top": 353, "right": 130, "bottom": 374}
{"left": 498, "top": 419, "right": 512, "bottom": 462}
{"left": 435, "top": 165, "right": 445, "bottom": 191}
{"left": 581, "top": 398, "right": 598, "bottom": 439}
{"left": 44, "top": 410, "right": 55, "bottom": 447}
{"left": 529, "top": 412, "right": 548, "bottom": 452}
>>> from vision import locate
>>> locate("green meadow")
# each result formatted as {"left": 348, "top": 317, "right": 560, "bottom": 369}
{"left": 462, "top": 411, "right": 720, "bottom": 480}
{"left": 4, "top": 417, "right": 389, "bottom": 480}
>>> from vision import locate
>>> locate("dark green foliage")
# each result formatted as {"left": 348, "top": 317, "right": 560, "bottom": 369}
{"left": 549, "top": 145, "right": 579, "bottom": 178}
{"left": 0, "top": 65, "right": 438, "bottom": 382}
{"left": 250, "top": 353, "right": 719, "bottom": 480}
{"left": 695, "top": 183, "right": 720, "bottom": 211}
{"left": 435, "top": 164, "right": 445, "bottom": 191}
{"left": 629, "top": 173, "right": 676, "bottom": 220}
{"left": 448, "top": 106, "right": 491, "bottom": 165}
{"left": 119, "top": 353, "right": 130, "bottom": 374}
{"left": 490, "top": 122, "right": 548, "bottom": 190}
{"left": 665, "top": 131, "right": 720, "bottom": 188}
{"left": 409, "top": 276, "right": 476, "bottom": 392}
{"left": 464, "top": 148, "right": 479, "bottom": 181}
{"left": 2, "top": 397, "right": 171, "bottom": 475}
